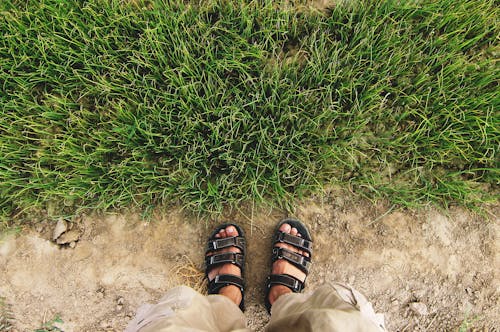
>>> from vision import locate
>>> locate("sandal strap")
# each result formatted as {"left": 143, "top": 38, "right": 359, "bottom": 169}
{"left": 266, "top": 274, "right": 304, "bottom": 293}
{"left": 205, "top": 252, "right": 244, "bottom": 271}
{"left": 272, "top": 247, "right": 311, "bottom": 274}
{"left": 207, "top": 236, "right": 246, "bottom": 253}
{"left": 273, "top": 231, "right": 312, "bottom": 255}
{"left": 208, "top": 274, "right": 244, "bottom": 294}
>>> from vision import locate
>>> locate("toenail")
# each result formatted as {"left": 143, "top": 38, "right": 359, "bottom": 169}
{"left": 281, "top": 223, "right": 291, "bottom": 232}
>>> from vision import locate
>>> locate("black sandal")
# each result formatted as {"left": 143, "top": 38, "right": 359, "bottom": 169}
{"left": 264, "top": 218, "right": 313, "bottom": 313}
{"left": 205, "top": 223, "right": 246, "bottom": 311}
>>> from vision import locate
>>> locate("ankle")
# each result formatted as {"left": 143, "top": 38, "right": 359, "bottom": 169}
{"left": 219, "top": 285, "right": 242, "bottom": 306}
{"left": 269, "top": 285, "right": 292, "bottom": 305}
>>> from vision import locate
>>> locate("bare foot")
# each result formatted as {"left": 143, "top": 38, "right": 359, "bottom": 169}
{"left": 206, "top": 225, "right": 243, "bottom": 306}
{"left": 267, "top": 223, "right": 310, "bottom": 305}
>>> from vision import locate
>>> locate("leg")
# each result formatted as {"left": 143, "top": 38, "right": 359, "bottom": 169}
{"left": 266, "top": 283, "right": 386, "bottom": 332}
{"left": 125, "top": 285, "right": 247, "bottom": 332}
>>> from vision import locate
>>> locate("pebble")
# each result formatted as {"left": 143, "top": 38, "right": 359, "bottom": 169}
{"left": 56, "top": 230, "right": 81, "bottom": 245}
{"left": 52, "top": 218, "right": 68, "bottom": 240}
{"left": 409, "top": 302, "right": 428, "bottom": 316}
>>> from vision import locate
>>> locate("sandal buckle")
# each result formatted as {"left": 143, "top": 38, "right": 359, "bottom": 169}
{"left": 277, "top": 232, "right": 285, "bottom": 242}
{"left": 272, "top": 247, "right": 282, "bottom": 259}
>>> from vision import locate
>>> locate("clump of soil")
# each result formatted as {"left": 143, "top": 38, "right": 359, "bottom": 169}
{"left": 0, "top": 195, "right": 498, "bottom": 331}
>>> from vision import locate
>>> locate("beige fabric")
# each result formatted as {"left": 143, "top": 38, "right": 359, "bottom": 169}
{"left": 266, "top": 283, "right": 385, "bottom": 332}
{"left": 124, "top": 286, "right": 248, "bottom": 332}
{"left": 125, "top": 283, "right": 385, "bottom": 332}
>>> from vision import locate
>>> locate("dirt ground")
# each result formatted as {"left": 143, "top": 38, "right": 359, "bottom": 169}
{"left": 0, "top": 192, "right": 498, "bottom": 331}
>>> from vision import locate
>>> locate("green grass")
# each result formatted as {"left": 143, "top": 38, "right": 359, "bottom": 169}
{"left": 34, "top": 315, "right": 63, "bottom": 332}
{"left": 0, "top": 0, "right": 498, "bottom": 219}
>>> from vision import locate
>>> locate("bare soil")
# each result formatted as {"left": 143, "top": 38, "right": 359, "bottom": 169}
{"left": 0, "top": 193, "right": 498, "bottom": 331}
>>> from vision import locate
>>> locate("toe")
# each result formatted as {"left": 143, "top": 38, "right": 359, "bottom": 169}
{"left": 291, "top": 227, "right": 298, "bottom": 236}
{"left": 226, "top": 225, "right": 237, "bottom": 236}
{"left": 279, "top": 223, "right": 292, "bottom": 233}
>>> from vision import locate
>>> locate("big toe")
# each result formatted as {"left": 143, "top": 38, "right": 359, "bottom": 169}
{"left": 226, "top": 225, "right": 237, "bottom": 236}
{"left": 279, "top": 222, "right": 292, "bottom": 233}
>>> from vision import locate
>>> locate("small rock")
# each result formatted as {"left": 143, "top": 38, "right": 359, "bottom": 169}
{"left": 52, "top": 321, "right": 65, "bottom": 331}
{"left": 117, "top": 297, "right": 124, "bottom": 305}
{"left": 56, "top": 230, "right": 81, "bottom": 245}
{"left": 52, "top": 218, "right": 68, "bottom": 240}
{"left": 35, "top": 224, "right": 44, "bottom": 233}
{"left": 462, "top": 300, "right": 474, "bottom": 312}
{"left": 409, "top": 302, "right": 428, "bottom": 316}
{"left": 69, "top": 241, "right": 76, "bottom": 248}
{"left": 116, "top": 305, "right": 123, "bottom": 311}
